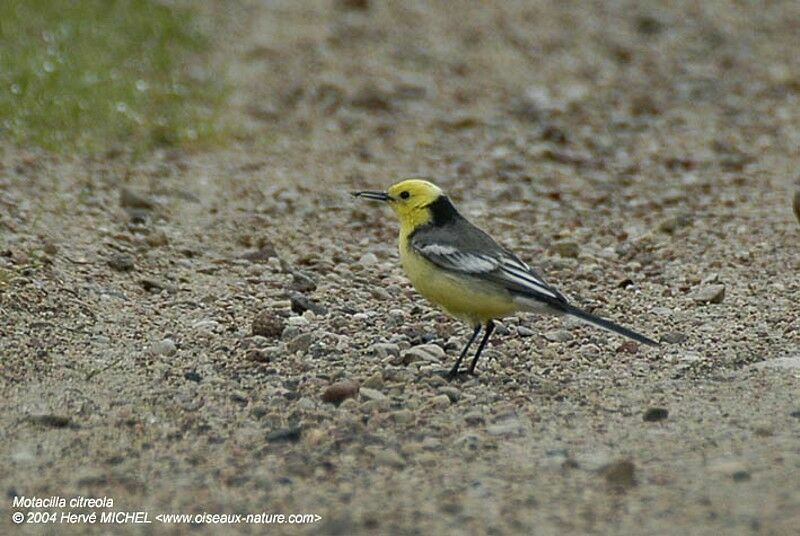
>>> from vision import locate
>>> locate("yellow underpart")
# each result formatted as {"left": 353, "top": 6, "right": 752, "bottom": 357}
{"left": 399, "top": 233, "right": 519, "bottom": 325}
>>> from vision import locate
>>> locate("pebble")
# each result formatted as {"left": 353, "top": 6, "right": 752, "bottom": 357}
{"left": 657, "top": 214, "right": 692, "bottom": 233}
{"left": 463, "top": 411, "right": 485, "bottom": 426}
{"left": 27, "top": 414, "right": 73, "bottom": 428}
{"left": 709, "top": 461, "right": 750, "bottom": 481}
{"left": 183, "top": 370, "right": 202, "bottom": 382}
{"left": 544, "top": 329, "right": 573, "bottom": 343}
{"left": 358, "top": 252, "right": 379, "bottom": 266}
{"left": 430, "top": 394, "right": 451, "bottom": 409}
{"left": 151, "top": 338, "right": 177, "bottom": 356}
{"left": 252, "top": 311, "right": 285, "bottom": 338}
{"left": 192, "top": 320, "right": 220, "bottom": 331}
{"left": 291, "top": 271, "right": 317, "bottom": 292}
{"left": 392, "top": 409, "right": 415, "bottom": 424}
{"left": 291, "top": 294, "right": 328, "bottom": 315}
{"left": 486, "top": 418, "right": 524, "bottom": 437}
{"left": 362, "top": 372, "right": 384, "bottom": 389}
{"left": 601, "top": 459, "right": 637, "bottom": 489}
{"left": 140, "top": 278, "right": 177, "bottom": 293}
{"left": 751, "top": 356, "right": 800, "bottom": 370}
{"left": 643, "top": 407, "right": 669, "bottom": 422}
{"left": 359, "top": 387, "right": 388, "bottom": 401}
{"left": 371, "top": 448, "right": 405, "bottom": 468}
{"left": 287, "top": 333, "right": 314, "bottom": 354}
{"left": 661, "top": 332, "right": 687, "bottom": 344}
{"left": 119, "top": 187, "right": 154, "bottom": 209}
{"left": 517, "top": 326, "right": 536, "bottom": 337}
{"left": 551, "top": 241, "right": 580, "bottom": 258}
{"left": 690, "top": 284, "right": 725, "bottom": 304}
{"left": 403, "top": 344, "right": 445, "bottom": 365}
{"left": 146, "top": 230, "right": 168, "bottom": 247}
{"left": 370, "top": 343, "right": 400, "bottom": 359}
{"left": 266, "top": 427, "right": 302, "bottom": 443}
{"left": 438, "top": 386, "right": 461, "bottom": 402}
{"left": 108, "top": 253, "right": 135, "bottom": 272}
{"left": 322, "top": 381, "right": 360, "bottom": 404}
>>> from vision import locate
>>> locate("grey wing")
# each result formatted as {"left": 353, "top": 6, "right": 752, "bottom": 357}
{"left": 410, "top": 223, "right": 567, "bottom": 306}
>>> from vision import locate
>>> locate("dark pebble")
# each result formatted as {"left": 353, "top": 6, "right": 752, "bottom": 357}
{"left": 28, "top": 414, "right": 73, "bottom": 428}
{"left": 108, "top": 253, "right": 135, "bottom": 272}
{"left": 601, "top": 459, "right": 637, "bottom": 489}
{"left": 291, "top": 294, "right": 328, "bottom": 315}
{"left": 252, "top": 311, "right": 285, "bottom": 338}
{"left": 267, "top": 427, "right": 302, "bottom": 443}
{"left": 291, "top": 271, "right": 317, "bottom": 292}
{"left": 321, "top": 381, "right": 360, "bottom": 404}
{"left": 643, "top": 407, "right": 669, "bottom": 422}
{"left": 661, "top": 332, "right": 688, "bottom": 344}
{"left": 184, "top": 371, "right": 202, "bottom": 383}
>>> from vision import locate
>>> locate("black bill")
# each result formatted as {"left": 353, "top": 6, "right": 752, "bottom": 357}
{"left": 351, "top": 191, "right": 391, "bottom": 201}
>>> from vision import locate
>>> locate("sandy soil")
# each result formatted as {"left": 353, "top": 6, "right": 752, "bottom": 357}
{"left": 2, "top": 1, "right": 800, "bottom": 534}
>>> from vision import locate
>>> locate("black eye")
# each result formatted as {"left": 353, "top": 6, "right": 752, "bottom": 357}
{"left": 399, "top": 191, "right": 410, "bottom": 199}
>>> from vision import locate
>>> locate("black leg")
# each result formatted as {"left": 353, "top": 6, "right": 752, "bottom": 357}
{"left": 468, "top": 320, "right": 495, "bottom": 375}
{"left": 447, "top": 324, "right": 481, "bottom": 379}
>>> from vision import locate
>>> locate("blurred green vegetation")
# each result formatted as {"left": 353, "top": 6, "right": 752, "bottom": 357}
{"left": 0, "top": 0, "right": 227, "bottom": 153}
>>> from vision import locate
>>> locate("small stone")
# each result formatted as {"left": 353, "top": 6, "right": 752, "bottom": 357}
{"left": 438, "top": 386, "right": 461, "bottom": 402}
{"left": 463, "top": 411, "right": 485, "bottom": 426}
{"left": 358, "top": 252, "right": 379, "bottom": 266}
{"left": 544, "top": 329, "right": 573, "bottom": 343}
{"left": 709, "top": 461, "right": 749, "bottom": 481}
{"left": 402, "top": 343, "right": 446, "bottom": 365}
{"left": 616, "top": 340, "right": 639, "bottom": 354}
{"left": 643, "top": 407, "right": 669, "bottom": 422}
{"left": 267, "top": 427, "right": 302, "bottom": 443}
{"left": 370, "top": 343, "right": 400, "bottom": 359}
{"left": 183, "top": 370, "right": 202, "bottom": 382}
{"left": 108, "top": 253, "right": 135, "bottom": 272}
{"left": 120, "top": 187, "right": 154, "bottom": 209}
{"left": 43, "top": 242, "right": 59, "bottom": 256}
{"left": 151, "top": 338, "right": 177, "bottom": 356}
{"left": 145, "top": 230, "right": 168, "bottom": 247}
{"left": 242, "top": 242, "right": 278, "bottom": 262}
{"left": 391, "top": 409, "right": 415, "bottom": 424}
{"left": 752, "top": 356, "right": 800, "bottom": 370}
{"left": 252, "top": 311, "right": 284, "bottom": 338}
{"left": 551, "top": 241, "right": 580, "bottom": 258}
{"left": 27, "top": 414, "right": 72, "bottom": 428}
{"left": 291, "top": 271, "right": 317, "bottom": 292}
{"left": 321, "top": 381, "right": 359, "bottom": 404}
{"left": 245, "top": 349, "right": 272, "bottom": 363}
{"left": 661, "top": 332, "right": 687, "bottom": 344}
{"left": 362, "top": 372, "right": 384, "bottom": 389}
{"left": 657, "top": 214, "right": 693, "bottom": 233}
{"left": 372, "top": 449, "right": 405, "bottom": 468}
{"left": 601, "top": 459, "right": 637, "bottom": 489}
{"left": 290, "top": 294, "right": 328, "bottom": 315}
{"left": 517, "top": 326, "right": 536, "bottom": 337}
{"left": 690, "top": 284, "right": 725, "bottom": 304}
{"left": 287, "top": 333, "right": 313, "bottom": 354}
{"left": 140, "top": 278, "right": 177, "bottom": 293}
{"left": 359, "top": 387, "right": 388, "bottom": 401}
{"left": 430, "top": 394, "right": 451, "bottom": 410}
{"left": 486, "top": 418, "right": 524, "bottom": 437}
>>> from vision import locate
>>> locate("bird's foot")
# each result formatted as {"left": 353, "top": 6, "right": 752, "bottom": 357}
{"left": 442, "top": 369, "right": 476, "bottom": 382}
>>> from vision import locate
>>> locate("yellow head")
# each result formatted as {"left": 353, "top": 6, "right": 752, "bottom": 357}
{"left": 352, "top": 178, "right": 445, "bottom": 229}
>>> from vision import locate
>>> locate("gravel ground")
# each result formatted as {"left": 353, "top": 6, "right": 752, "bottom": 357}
{"left": 2, "top": 1, "right": 800, "bottom": 534}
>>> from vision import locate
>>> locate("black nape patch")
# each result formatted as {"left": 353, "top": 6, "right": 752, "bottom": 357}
{"left": 428, "top": 196, "right": 461, "bottom": 226}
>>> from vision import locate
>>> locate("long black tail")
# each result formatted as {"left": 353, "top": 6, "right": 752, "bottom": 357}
{"left": 561, "top": 304, "right": 659, "bottom": 347}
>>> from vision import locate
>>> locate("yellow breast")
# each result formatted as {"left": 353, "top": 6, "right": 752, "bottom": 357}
{"left": 398, "top": 234, "right": 518, "bottom": 325}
